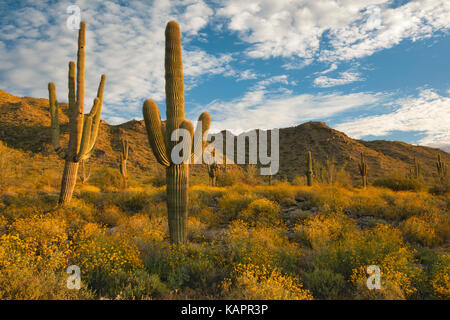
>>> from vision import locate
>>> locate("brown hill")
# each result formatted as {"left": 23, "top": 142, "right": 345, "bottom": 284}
{"left": 0, "top": 89, "right": 448, "bottom": 183}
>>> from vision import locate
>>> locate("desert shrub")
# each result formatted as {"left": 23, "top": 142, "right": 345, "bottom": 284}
{"left": 301, "top": 215, "right": 423, "bottom": 299}
{"left": 223, "top": 220, "right": 301, "bottom": 274}
{"left": 187, "top": 216, "right": 209, "bottom": 242}
{"left": 216, "top": 166, "right": 245, "bottom": 187}
{"left": 302, "top": 268, "right": 347, "bottom": 299}
{"left": 429, "top": 180, "right": 450, "bottom": 195}
{"left": 191, "top": 207, "right": 219, "bottom": 227}
{"left": 0, "top": 194, "right": 58, "bottom": 220}
{"left": 347, "top": 189, "right": 439, "bottom": 220}
{"left": 143, "top": 242, "right": 226, "bottom": 292}
{"left": 189, "top": 186, "right": 225, "bottom": 215}
{"left": 217, "top": 191, "right": 257, "bottom": 222}
{"left": 0, "top": 233, "right": 92, "bottom": 299}
{"left": 237, "top": 198, "right": 281, "bottom": 227}
{"left": 430, "top": 253, "right": 450, "bottom": 299}
{"left": 401, "top": 212, "right": 450, "bottom": 247}
{"left": 253, "top": 183, "right": 297, "bottom": 204}
{"left": 111, "top": 190, "right": 154, "bottom": 214}
{"left": 373, "top": 175, "right": 424, "bottom": 192}
{"left": 97, "top": 270, "right": 169, "bottom": 300}
{"left": 307, "top": 185, "right": 352, "bottom": 213}
{"left": 71, "top": 223, "right": 144, "bottom": 294}
{"left": 242, "top": 165, "right": 261, "bottom": 185}
{"left": 11, "top": 216, "right": 71, "bottom": 267}
{"left": 90, "top": 167, "right": 123, "bottom": 191}
{"left": 346, "top": 193, "right": 388, "bottom": 217}
{"left": 292, "top": 175, "right": 306, "bottom": 186}
{"left": 221, "top": 263, "right": 313, "bottom": 300}
{"left": 114, "top": 214, "right": 168, "bottom": 247}
{"left": 293, "top": 212, "right": 358, "bottom": 249}
{"left": 147, "top": 166, "right": 166, "bottom": 187}
{"left": 96, "top": 205, "right": 127, "bottom": 227}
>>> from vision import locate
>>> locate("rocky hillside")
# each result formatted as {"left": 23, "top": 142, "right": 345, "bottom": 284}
{"left": 0, "top": 89, "right": 448, "bottom": 182}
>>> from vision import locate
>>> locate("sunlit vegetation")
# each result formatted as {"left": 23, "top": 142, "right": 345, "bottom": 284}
{"left": 0, "top": 143, "right": 448, "bottom": 300}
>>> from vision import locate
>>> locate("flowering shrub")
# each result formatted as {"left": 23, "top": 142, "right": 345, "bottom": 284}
{"left": 238, "top": 198, "right": 281, "bottom": 227}
{"left": 221, "top": 263, "right": 313, "bottom": 300}
{"left": 72, "top": 223, "right": 143, "bottom": 276}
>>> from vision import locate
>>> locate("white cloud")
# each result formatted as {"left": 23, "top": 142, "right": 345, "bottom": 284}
{"left": 217, "top": 0, "right": 450, "bottom": 63}
{"left": 204, "top": 76, "right": 384, "bottom": 133}
{"left": 314, "top": 71, "right": 363, "bottom": 88}
{"left": 335, "top": 89, "right": 450, "bottom": 151}
{"left": 317, "top": 63, "right": 338, "bottom": 75}
{"left": 0, "top": 0, "right": 233, "bottom": 124}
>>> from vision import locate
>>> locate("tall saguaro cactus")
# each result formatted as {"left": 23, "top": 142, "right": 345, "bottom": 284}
{"left": 306, "top": 151, "right": 314, "bottom": 186}
{"left": 412, "top": 156, "right": 421, "bottom": 179}
{"left": 436, "top": 154, "right": 447, "bottom": 183}
{"left": 48, "top": 22, "right": 106, "bottom": 204}
{"left": 358, "top": 152, "right": 368, "bottom": 189}
{"left": 120, "top": 137, "right": 129, "bottom": 189}
{"left": 143, "top": 21, "right": 211, "bottom": 244}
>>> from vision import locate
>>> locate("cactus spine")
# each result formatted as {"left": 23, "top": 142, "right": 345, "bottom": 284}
{"left": 120, "top": 137, "right": 129, "bottom": 189}
{"left": 48, "top": 22, "right": 106, "bottom": 204}
{"left": 306, "top": 151, "right": 313, "bottom": 186}
{"left": 358, "top": 152, "right": 368, "bottom": 189}
{"left": 143, "top": 21, "right": 211, "bottom": 244}
{"left": 436, "top": 154, "right": 447, "bottom": 183}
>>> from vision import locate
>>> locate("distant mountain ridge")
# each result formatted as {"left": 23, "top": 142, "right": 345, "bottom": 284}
{"left": 1, "top": 89, "right": 448, "bottom": 182}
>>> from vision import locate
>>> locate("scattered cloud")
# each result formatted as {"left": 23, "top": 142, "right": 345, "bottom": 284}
{"left": 0, "top": 0, "right": 234, "bottom": 124}
{"left": 335, "top": 89, "right": 450, "bottom": 151}
{"left": 316, "top": 63, "right": 338, "bottom": 75}
{"left": 217, "top": 0, "right": 450, "bottom": 62}
{"left": 314, "top": 71, "right": 363, "bottom": 88}
{"left": 205, "top": 75, "right": 384, "bottom": 133}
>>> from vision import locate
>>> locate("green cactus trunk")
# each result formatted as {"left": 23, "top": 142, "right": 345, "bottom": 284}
{"left": 60, "top": 161, "right": 79, "bottom": 203}
{"left": 167, "top": 164, "right": 189, "bottom": 243}
{"left": 306, "top": 151, "right": 313, "bottom": 186}
{"left": 142, "top": 21, "right": 211, "bottom": 244}
{"left": 362, "top": 175, "right": 367, "bottom": 189}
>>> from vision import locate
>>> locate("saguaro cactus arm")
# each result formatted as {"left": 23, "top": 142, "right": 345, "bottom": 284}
{"left": 75, "top": 74, "right": 105, "bottom": 162}
{"left": 48, "top": 82, "right": 61, "bottom": 151}
{"left": 192, "top": 112, "right": 211, "bottom": 162}
{"left": 143, "top": 99, "right": 170, "bottom": 167}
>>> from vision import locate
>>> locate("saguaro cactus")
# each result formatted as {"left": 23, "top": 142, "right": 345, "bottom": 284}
{"left": 358, "top": 152, "right": 368, "bottom": 189}
{"left": 48, "top": 22, "right": 106, "bottom": 204}
{"left": 436, "top": 154, "right": 447, "bottom": 183}
{"left": 412, "top": 156, "right": 421, "bottom": 179}
{"left": 306, "top": 151, "right": 313, "bottom": 186}
{"left": 120, "top": 137, "right": 129, "bottom": 189}
{"left": 143, "top": 21, "right": 211, "bottom": 244}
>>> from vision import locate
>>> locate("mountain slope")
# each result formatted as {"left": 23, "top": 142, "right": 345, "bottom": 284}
{"left": 0, "top": 89, "right": 448, "bottom": 182}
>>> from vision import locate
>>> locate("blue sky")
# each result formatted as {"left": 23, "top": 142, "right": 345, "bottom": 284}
{"left": 0, "top": 0, "right": 449, "bottom": 151}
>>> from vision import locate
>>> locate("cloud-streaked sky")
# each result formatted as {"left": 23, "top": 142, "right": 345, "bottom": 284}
{"left": 0, "top": 0, "right": 449, "bottom": 151}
